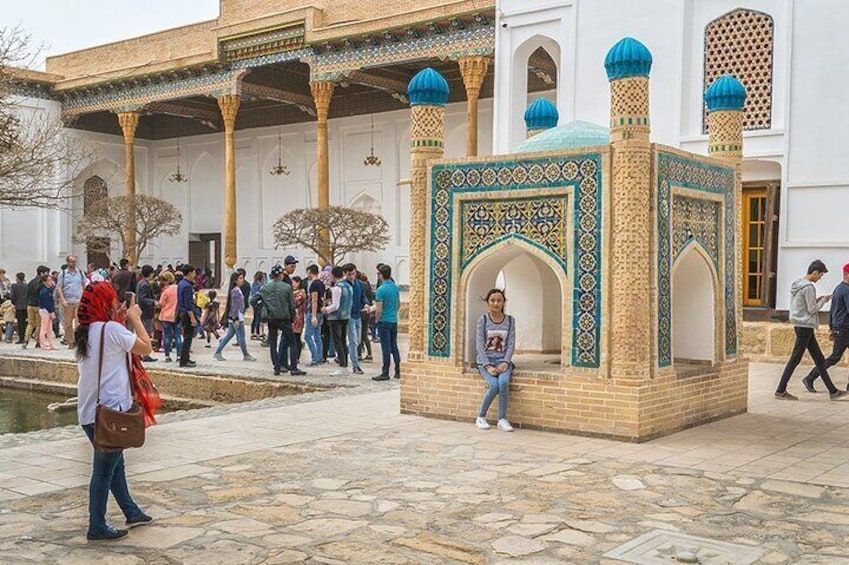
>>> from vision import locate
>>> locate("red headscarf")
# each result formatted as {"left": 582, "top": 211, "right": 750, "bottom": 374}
{"left": 79, "top": 281, "right": 162, "bottom": 427}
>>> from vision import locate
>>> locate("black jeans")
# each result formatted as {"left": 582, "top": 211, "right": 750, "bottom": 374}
{"left": 359, "top": 311, "right": 372, "bottom": 358}
{"left": 15, "top": 308, "right": 27, "bottom": 342}
{"left": 806, "top": 327, "right": 849, "bottom": 385}
{"left": 321, "top": 321, "right": 331, "bottom": 361}
{"left": 777, "top": 327, "right": 839, "bottom": 394}
{"left": 267, "top": 318, "right": 299, "bottom": 372}
{"left": 179, "top": 311, "right": 194, "bottom": 366}
{"left": 328, "top": 319, "right": 348, "bottom": 367}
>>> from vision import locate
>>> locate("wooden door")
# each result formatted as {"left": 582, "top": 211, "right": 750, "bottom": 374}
{"left": 743, "top": 188, "right": 768, "bottom": 306}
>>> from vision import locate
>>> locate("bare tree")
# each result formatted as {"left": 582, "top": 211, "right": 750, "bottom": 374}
{"left": 273, "top": 206, "right": 390, "bottom": 266}
{"left": 0, "top": 25, "right": 90, "bottom": 209}
{"left": 73, "top": 195, "right": 182, "bottom": 264}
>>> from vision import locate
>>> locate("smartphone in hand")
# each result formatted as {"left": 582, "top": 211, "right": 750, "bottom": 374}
{"left": 124, "top": 291, "right": 136, "bottom": 307}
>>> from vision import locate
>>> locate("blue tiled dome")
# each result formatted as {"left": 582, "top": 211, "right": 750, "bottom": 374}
{"left": 704, "top": 75, "right": 747, "bottom": 112}
{"left": 513, "top": 120, "right": 610, "bottom": 154}
{"left": 524, "top": 98, "right": 559, "bottom": 130}
{"left": 408, "top": 68, "right": 450, "bottom": 107}
{"left": 604, "top": 37, "right": 652, "bottom": 80}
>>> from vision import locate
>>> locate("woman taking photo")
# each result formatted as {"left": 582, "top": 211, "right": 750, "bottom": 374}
{"left": 212, "top": 271, "right": 256, "bottom": 362}
{"left": 76, "top": 282, "right": 154, "bottom": 541}
{"left": 474, "top": 289, "right": 516, "bottom": 432}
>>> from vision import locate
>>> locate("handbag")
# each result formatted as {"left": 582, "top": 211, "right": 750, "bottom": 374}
{"left": 93, "top": 322, "right": 146, "bottom": 452}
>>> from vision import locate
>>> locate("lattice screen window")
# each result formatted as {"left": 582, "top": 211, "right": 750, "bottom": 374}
{"left": 703, "top": 9, "right": 774, "bottom": 132}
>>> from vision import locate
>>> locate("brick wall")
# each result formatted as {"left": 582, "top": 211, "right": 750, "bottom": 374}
{"left": 741, "top": 321, "right": 849, "bottom": 366}
{"left": 401, "top": 359, "right": 748, "bottom": 442}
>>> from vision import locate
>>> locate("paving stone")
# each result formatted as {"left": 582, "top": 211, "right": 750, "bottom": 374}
{"left": 760, "top": 479, "right": 825, "bottom": 499}
{"left": 507, "top": 523, "right": 557, "bottom": 537}
{"left": 563, "top": 519, "right": 617, "bottom": 534}
{"left": 393, "top": 532, "right": 487, "bottom": 564}
{"left": 308, "top": 499, "right": 373, "bottom": 517}
{"left": 119, "top": 525, "right": 204, "bottom": 549}
{"left": 311, "top": 478, "right": 348, "bottom": 490}
{"left": 289, "top": 518, "right": 369, "bottom": 537}
{"left": 612, "top": 475, "right": 646, "bottom": 491}
{"left": 492, "top": 534, "right": 548, "bottom": 557}
{"left": 543, "top": 529, "right": 596, "bottom": 546}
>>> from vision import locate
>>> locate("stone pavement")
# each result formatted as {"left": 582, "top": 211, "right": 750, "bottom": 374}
{"left": 4, "top": 362, "right": 849, "bottom": 562}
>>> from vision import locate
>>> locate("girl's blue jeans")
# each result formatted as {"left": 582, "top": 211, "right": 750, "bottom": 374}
{"left": 478, "top": 364, "right": 512, "bottom": 421}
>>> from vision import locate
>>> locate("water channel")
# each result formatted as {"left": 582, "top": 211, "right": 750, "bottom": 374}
{"left": 0, "top": 387, "right": 78, "bottom": 434}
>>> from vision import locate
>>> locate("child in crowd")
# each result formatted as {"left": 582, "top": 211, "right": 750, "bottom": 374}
{"left": 202, "top": 290, "right": 221, "bottom": 347}
{"left": 1, "top": 298, "right": 15, "bottom": 343}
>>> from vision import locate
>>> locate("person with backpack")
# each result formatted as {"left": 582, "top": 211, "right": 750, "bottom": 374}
{"left": 57, "top": 255, "right": 88, "bottom": 348}
{"left": 474, "top": 289, "right": 516, "bottom": 431}
{"left": 775, "top": 260, "right": 849, "bottom": 401}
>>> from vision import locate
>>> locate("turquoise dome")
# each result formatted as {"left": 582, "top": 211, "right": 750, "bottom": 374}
{"left": 604, "top": 37, "right": 652, "bottom": 80}
{"left": 408, "top": 67, "right": 449, "bottom": 107}
{"left": 514, "top": 120, "right": 610, "bottom": 153}
{"left": 524, "top": 98, "right": 559, "bottom": 130}
{"left": 704, "top": 75, "right": 747, "bottom": 112}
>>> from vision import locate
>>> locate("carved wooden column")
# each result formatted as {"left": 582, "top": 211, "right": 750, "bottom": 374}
{"left": 217, "top": 94, "right": 240, "bottom": 271}
{"left": 406, "top": 68, "right": 449, "bottom": 359}
{"left": 310, "top": 81, "right": 335, "bottom": 264}
{"left": 706, "top": 75, "right": 747, "bottom": 357}
{"left": 117, "top": 111, "right": 140, "bottom": 264}
{"left": 605, "top": 38, "right": 653, "bottom": 380}
{"left": 457, "top": 56, "right": 489, "bottom": 157}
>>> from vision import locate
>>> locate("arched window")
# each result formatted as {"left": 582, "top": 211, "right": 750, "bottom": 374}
{"left": 83, "top": 175, "right": 107, "bottom": 213}
{"left": 527, "top": 46, "right": 557, "bottom": 103}
{"left": 704, "top": 9, "right": 774, "bottom": 132}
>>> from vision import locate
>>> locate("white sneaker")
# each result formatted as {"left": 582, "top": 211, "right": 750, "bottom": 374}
{"left": 330, "top": 368, "right": 348, "bottom": 376}
{"left": 497, "top": 419, "right": 514, "bottom": 432}
{"left": 475, "top": 417, "right": 490, "bottom": 429}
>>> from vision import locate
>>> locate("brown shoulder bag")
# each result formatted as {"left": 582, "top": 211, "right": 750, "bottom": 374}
{"left": 93, "top": 322, "right": 145, "bottom": 452}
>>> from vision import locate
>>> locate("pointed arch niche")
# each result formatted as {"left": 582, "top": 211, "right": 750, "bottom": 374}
{"left": 460, "top": 240, "right": 565, "bottom": 369}
{"left": 672, "top": 242, "right": 719, "bottom": 365}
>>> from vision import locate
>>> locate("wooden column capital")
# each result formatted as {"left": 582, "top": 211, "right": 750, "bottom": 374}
{"left": 217, "top": 94, "right": 241, "bottom": 130}
{"left": 310, "top": 81, "right": 335, "bottom": 120}
{"left": 457, "top": 56, "right": 490, "bottom": 99}
{"left": 117, "top": 111, "right": 139, "bottom": 145}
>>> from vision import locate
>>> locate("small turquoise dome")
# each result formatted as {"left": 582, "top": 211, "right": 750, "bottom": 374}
{"left": 524, "top": 98, "right": 559, "bottom": 130}
{"left": 514, "top": 120, "right": 610, "bottom": 154}
{"left": 704, "top": 75, "right": 747, "bottom": 112}
{"left": 408, "top": 68, "right": 449, "bottom": 107}
{"left": 604, "top": 37, "right": 652, "bottom": 80}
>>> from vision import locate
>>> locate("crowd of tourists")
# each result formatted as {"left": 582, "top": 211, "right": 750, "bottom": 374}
{"left": 0, "top": 255, "right": 403, "bottom": 379}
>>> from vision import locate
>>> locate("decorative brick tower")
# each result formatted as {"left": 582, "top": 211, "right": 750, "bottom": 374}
{"left": 523, "top": 98, "right": 559, "bottom": 139}
{"left": 406, "top": 68, "right": 449, "bottom": 360}
{"left": 605, "top": 37, "right": 654, "bottom": 379}
{"left": 706, "top": 75, "right": 747, "bottom": 353}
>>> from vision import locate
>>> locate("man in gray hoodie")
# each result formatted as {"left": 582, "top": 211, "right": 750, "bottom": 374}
{"left": 775, "top": 260, "right": 848, "bottom": 400}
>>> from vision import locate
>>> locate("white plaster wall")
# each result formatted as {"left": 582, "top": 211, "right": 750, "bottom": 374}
{"left": 672, "top": 247, "right": 715, "bottom": 362}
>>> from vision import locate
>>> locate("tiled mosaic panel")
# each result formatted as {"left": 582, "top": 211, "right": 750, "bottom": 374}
{"left": 672, "top": 196, "right": 721, "bottom": 267}
{"left": 429, "top": 155, "right": 603, "bottom": 367}
{"left": 704, "top": 8, "right": 774, "bottom": 132}
{"left": 657, "top": 152, "right": 736, "bottom": 367}
{"left": 461, "top": 197, "right": 569, "bottom": 270}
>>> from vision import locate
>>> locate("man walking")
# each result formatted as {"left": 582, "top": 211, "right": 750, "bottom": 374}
{"left": 322, "top": 266, "right": 352, "bottom": 376}
{"left": 303, "top": 264, "right": 325, "bottom": 366}
{"left": 56, "top": 255, "right": 87, "bottom": 349}
{"left": 776, "top": 260, "right": 848, "bottom": 400}
{"left": 253, "top": 265, "right": 305, "bottom": 376}
{"left": 177, "top": 264, "right": 197, "bottom": 368}
{"left": 10, "top": 273, "right": 28, "bottom": 344}
{"left": 137, "top": 265, "right": 158, "bottom": 362}
{"left": 342, "top": 264, "right": 369, "bottom": 375}
{"left": 111, "top": 258, "right": 137, "bottom": 299}
{"left": 23, "top": 266, "right": 49, "bottom": 349}
{"left": 802, "top": 263, "right": 849, "bottom": 392}
{"left": 372, "top": 264, "right": 401, "bottom": 381}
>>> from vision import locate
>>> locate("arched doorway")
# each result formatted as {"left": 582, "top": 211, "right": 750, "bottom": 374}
{"left": 672, "top": 244, "right": 717, "bottom": 364}
{"left": 83, "top": 176, "right": 110, "bottom": 268}
{"left": 462, "top": 244, "right": 563, "bottom": 369}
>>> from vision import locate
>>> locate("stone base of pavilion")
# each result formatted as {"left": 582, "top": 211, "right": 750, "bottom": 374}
{"left": 400, "top": 357, "right": 749, "bottom": 442}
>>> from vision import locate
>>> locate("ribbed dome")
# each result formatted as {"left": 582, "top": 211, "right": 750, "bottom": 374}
{"left": 513, "top": 120, "right": 610, "bottom": 154}
{"left": 704, "top": 75, "right": 747, "bottom": 112}
{"left": 604, "top": 37, "right": 652, "bottom": 80}
{"left": 524, "top": 98, "right": 559, "bottom": 130}
{"left": 407, "top": 68, "right": 450, "bottom": 107}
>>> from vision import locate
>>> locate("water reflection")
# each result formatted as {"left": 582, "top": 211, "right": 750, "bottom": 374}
{"left": 0, "top": 388, "right": 78, "bottom": 434}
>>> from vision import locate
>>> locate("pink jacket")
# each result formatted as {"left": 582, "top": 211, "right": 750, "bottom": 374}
{"left": 159, "top": 285, "right": 178, "bottom": 322}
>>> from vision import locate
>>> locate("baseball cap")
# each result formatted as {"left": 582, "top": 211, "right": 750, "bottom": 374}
{"left": 284, "top": 255, "right": 298, "bottom": 265}
{"left": 843, "top": 263, "right": 849, "bottom": 274}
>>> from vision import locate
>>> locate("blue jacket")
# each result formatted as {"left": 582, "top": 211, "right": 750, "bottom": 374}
{"left": 830, "top": 281, "right": 849, "bottom": 330}
{"left": 38, "top": 286, "right": 55, "bottom": 314}
{"left": 349, "top": 278, "right": 370, "bottom": 317}
{"left": 177, "top": 279, "right": 194, "bottom": 314}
